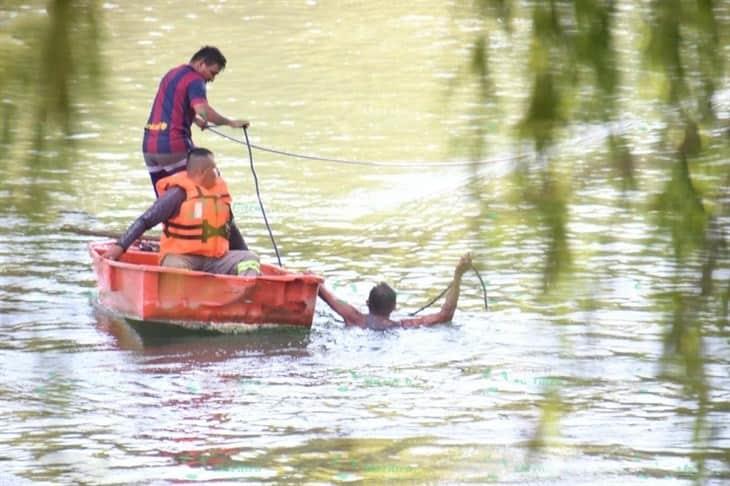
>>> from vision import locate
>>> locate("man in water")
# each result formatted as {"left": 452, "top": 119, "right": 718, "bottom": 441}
{"left": 318, "top": 253, "right": 472, "bottom": 329}
{"left": 106, "top": 148, "right": 260, "bottom": 276}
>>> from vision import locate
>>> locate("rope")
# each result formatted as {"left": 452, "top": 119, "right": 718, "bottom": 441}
{"left": 205, "top": 125, "right": 526, "bottom": 168}
{"left": 472, "top": 265, "right": 489, "bottom": 311}
{"left": 409, "top": 264, "right": 489, "bottom": 316}
{"left": 207, "top": 118, "right": 638, "bottom": 169}
{"left": 409, "top": 283, "right": 453, "bottom": 316}
{"left": 242, "top": 126, "right": 282, "bottom": 267}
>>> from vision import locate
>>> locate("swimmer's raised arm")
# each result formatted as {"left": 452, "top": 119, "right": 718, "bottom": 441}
{"left": 399, "top": 253, "right": 472, "bottom": 327}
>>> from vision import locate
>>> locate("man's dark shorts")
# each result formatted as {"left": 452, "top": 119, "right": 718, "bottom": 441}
{"left": 144, "top": 152, "right": 188, "bottom": 196}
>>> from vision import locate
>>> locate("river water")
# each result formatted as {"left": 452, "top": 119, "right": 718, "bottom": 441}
{"left": 1, "top": 1, "right": 729, "bottom": 485}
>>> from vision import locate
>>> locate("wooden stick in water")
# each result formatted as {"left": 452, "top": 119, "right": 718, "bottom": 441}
{"left": 60, "top": 225, "right": 161, "bottom": 241}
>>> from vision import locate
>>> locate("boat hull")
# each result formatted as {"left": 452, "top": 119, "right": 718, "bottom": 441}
{"left": 89, "top": 241, "right": 323, "bottom": 329}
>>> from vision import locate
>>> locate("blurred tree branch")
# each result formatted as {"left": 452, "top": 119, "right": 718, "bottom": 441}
{"left": 459, "top": 1, "right": 729, "bottom": 477}
{"left": 0, "top": 0, "right": 104, "bottom": 215}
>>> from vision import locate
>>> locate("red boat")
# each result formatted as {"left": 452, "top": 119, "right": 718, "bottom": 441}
{"left": 89, "top": 241, "right": 323, "bottom": 331}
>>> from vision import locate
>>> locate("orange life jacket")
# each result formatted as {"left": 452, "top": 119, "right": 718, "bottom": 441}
{"left": 155, "top": 171, "right": 232, "bottom": 259}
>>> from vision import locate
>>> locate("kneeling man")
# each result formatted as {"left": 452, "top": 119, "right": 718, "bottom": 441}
{"left": 106, "top": 148, "right": 260, "bottom": 276}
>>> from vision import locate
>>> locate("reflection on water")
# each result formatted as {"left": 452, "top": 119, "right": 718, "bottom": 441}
{"left": 0, "top": 0, "right": 729, "bottom": 484}
{"left": 95, "top": 308, "right": 312, "bottom": 357}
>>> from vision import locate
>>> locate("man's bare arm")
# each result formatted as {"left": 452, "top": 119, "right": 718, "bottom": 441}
{"left": 400, "top": 253, "right": 472, "bottom": 327}
{"left": 194, "top": 102, "right": 249, "bottom": 128}
{"left": 318, "top": 285, "right": 366, "bottom": 327}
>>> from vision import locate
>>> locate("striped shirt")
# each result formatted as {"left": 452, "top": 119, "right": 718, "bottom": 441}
{"left": 142, "top": 64, "right": 207, "bottom": 154}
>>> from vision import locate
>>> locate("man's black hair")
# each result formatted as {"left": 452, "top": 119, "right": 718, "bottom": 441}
{"left": 186, "top": 147, "right": 214, "bottom": 172}
{"left": 367, "top": 282, "right": 397, "bottom": 316}
{"left": 190, "top": 46, "right": 227, "bottom": 68}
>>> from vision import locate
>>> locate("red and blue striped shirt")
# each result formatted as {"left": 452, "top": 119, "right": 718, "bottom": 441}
{"left": 142, "top": 64, "right": 207, "bottom": 154}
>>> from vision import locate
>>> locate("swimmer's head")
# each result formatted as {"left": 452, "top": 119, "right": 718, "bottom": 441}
{"left": 367, "top": 282, "right": 396, "bottom": 316}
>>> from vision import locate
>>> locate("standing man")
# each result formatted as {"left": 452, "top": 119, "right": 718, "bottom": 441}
{"left": 142, "top": 46, "right": 250, "bottom": 250}
{"left": 143, "top": 46, "right": 249, "bottom": 193}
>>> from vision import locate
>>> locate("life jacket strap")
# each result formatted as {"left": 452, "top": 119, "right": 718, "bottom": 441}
{"left": 163, "top": 220, "right": 230, "bottom": 242}
{"left": 200, "top": 220, "right": 230, "bottom": 242}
